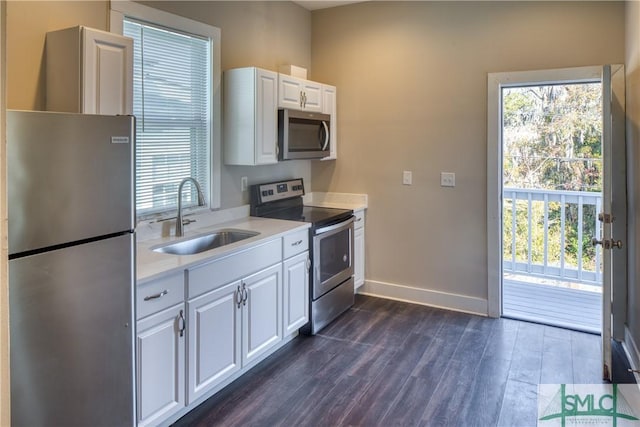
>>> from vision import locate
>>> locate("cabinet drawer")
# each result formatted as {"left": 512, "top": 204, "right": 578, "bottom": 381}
{"left": 283, "top": 229, "right": 309, "bottom": 259}
{"left": 354, "top": 210, "right": 365, "bottom": 230}
{"left": 188, "top": 238, "right": 282, "bottom": 299}
{"left": 137, "top": 272, "right": 185, "bottom": 320}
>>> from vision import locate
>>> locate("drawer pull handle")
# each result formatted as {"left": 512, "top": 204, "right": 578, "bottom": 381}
{"left": 236, "top": 285, "right": 243, "bottom": 308}
{"left": 242, "top": 282, "right": 248, "bottom": 306}
{"left": 291, "top": 240, "right": 303, "bottom": 246}
{"left": 144, "top": 290, "right": 168, "bottom": 301}
{"left": 178, "top": 310, "right": 186, "bottom": 337}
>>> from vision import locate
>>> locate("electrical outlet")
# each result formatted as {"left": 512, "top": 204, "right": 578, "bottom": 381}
{"left": 441, "top": 172, "right": 455, "bottom": 187}
{"left": 241, "top": 176, "right": 248, "bottom": 191}
{"left": 403, "top": 171, "right": 412, "bottom": 185}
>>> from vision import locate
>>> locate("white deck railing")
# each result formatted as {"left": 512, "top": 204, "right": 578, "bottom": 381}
{"left": 503, "top": 187, "right": 602, "bottom": 286}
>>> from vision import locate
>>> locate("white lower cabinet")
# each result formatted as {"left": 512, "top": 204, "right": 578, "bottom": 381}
{"left": 187, "top": 280, "right": 242, "bottom": 404}
{"left": 137, "top": 230, "right": 309, "bottom": 425}
{"left": 187, "top": 263, "right": 282, "bottom": 404}
{"left": 283, "top": 251, "right": 309, "bottom": 335}
{"left": 136, "top": 304, "right": 186, "bottom": 427}
{"left": 242, "top": 264, "right": 283, "bottom": 365}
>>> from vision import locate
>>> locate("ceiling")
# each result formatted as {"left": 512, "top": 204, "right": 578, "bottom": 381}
{"left": 292, "top": 1, "right": 367, "bottom": 11}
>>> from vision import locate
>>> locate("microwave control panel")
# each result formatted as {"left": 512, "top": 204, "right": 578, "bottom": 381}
{"left": 252, "top": 178, "right": 305, "bottom": 204}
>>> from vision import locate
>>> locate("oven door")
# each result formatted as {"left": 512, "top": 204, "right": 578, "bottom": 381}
{"left": 312, "top": 217, "right": 355, "bottom": 300}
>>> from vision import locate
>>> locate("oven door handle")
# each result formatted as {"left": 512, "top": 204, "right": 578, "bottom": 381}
{"left": 315, "top": 216, "right": 355, "bottom": 235}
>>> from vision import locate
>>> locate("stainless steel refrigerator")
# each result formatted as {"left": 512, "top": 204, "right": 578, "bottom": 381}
{"left": 7, "top": 110, "right": 136, "bottom": 426}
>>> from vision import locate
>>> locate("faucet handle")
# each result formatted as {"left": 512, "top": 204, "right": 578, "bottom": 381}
{"left": 182, "top": 218, "right": 196, "bottom": 226}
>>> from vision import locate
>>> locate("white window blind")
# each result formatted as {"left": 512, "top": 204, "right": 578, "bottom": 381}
{"left": 124, "top": 18, "right": 211, "bottom": 216}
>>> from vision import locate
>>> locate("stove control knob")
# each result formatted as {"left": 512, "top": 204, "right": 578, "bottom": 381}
{"left": 343, "top": 254, "right": 348, "bottom": 263}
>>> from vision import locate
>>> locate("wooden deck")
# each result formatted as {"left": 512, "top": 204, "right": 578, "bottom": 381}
{"left": 503, "top": 277, "right": 601, "bottom": 334}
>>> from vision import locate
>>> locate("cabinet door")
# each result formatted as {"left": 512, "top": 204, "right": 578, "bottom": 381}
{"left": 278, "top": 74, "right": 324, "bottom": 112}
{"left": 279, "top": 74, "right": 304, "bottom": 109}
{"left": 283, "top": 252, "right": 310, "bottom": 335}
{"left": 242, "top": 264, "right": 282, "bottom": 366}
{"left": 302, "top": 81, "right": 323, "bottom": 112}
{"left": 187, "top": 281, "right": 242, "bottom": 404}
{"left": 322, "top": 85, "right": 337, "bottom": 160}
{"left": 256, "top": 69, "right": 278, "bottom": 164}
{"left": 82, "top": 27, "right": 133, "bottom": 115}
{"left": 354, "top": 226, "right": 365, "bottom": 289}
{"left": 137, "top": 304, "right": 185, "bottom": 427}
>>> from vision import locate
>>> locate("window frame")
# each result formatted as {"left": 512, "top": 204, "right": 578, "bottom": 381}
{"left": 110, "top": 0, "right": 221, "bottom": 218}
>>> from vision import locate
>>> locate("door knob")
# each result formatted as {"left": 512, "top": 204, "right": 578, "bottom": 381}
{"left": 592, "top": 237, "right": 623, "bottom": 249}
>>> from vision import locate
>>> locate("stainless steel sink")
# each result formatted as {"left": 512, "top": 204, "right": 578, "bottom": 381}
{"left": 151, "top": 229, "right": 260, "bottom": 255}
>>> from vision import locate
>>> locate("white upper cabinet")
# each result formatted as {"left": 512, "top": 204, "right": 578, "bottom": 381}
{"left": 224, "top": 67, "right": 278, "bottom": 165}
{"left": 46, "top": 26, "right": 133, "bottom": 115}
{"left": 278, "top": 74, "right": 323, "bottom": 112}
{"left": 321, "top": 84, "right": 337, "bottom": 160}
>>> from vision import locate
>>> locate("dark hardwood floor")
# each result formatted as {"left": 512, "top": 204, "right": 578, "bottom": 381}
{"left": 173, "top": 295, "right": 636, "bottom": 427}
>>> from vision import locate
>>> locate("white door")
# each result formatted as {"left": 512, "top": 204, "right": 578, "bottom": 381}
{"left": 283, "top": 252, "right": 310, "bottom": 335}
{"left": 187, "top": 280, "right": 242, "bottom": 404}
{"left": 278, "top": 74, "right": 304, "bottom": 109}
{"left": 301, "top": 81, "right": 323, "bottom": 112}
{"left": 487, "top": 65, "right": 626, "bottom": 381}
{"left": 242, "top": 264, "right": 282, "bottom": 366}
{"left": 256, "top": 69, "right": 278, "bottom": 164}
{"left": 82, "top": 27, "right": 133, "bottom": 115}
{"left": 597, "top": 64, "right": 626, "bottom": 381}
{"left": 136, "top": 304, "right": 185, "bottom": 427}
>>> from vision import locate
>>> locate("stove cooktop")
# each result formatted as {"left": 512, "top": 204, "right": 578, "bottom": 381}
{"left": 249, "top": 178, "right": 353, "bottom": 228}
{"left": 260, "top": 205, "right": 353, "bottom": 228}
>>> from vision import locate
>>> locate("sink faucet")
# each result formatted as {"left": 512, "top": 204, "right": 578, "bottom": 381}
{"left": 176, "top": 177, "right": 206, "bottom": 237}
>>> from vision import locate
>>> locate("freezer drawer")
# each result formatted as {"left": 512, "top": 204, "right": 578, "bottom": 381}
{"left": 9, "top": 233, "right": 135, "bottom": 427}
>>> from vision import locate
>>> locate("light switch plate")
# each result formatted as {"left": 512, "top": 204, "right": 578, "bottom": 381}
{"left": 241, "top": 176, "right": 248, "bottom": 191}
{"left": 403, "top": 171, "right": 413, "bottom": 185}
{"left": 441, "top": 172, "right": 455, "bottom": 187}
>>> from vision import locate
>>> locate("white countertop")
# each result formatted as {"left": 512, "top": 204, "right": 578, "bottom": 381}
{"left": 137, "top": 216, "right": 310, "bottom": 284}
{"left": 136, "top": 191, "right": 367, "bottom": 284}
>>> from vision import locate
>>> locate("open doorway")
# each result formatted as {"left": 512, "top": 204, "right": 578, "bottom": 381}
{"left": 500, "top": 82, "right": 603, "bottom": 333}
{"left": 488, "top": 65, "right": 627, "bottom": 381}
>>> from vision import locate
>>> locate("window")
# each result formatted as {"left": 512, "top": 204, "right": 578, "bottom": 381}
{"left": 110, "top": 1, "right": 221, "bottom": 217}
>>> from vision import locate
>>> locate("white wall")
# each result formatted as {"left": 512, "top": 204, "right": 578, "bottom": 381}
{"left": 625, "top": 0, "right": 640, "bottom": 366}
{"left": 311, "top": 1, "right": 625, "bottom": 313}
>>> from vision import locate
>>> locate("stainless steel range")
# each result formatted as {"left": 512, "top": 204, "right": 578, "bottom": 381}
{"left": 250, "top": 178, "right": 354, "bottom": 334}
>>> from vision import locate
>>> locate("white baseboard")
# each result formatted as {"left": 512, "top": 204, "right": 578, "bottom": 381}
{"left": 358, "top": 280, "right": 488, "bottom": 316}
{"left": 623, "top": 326, "right": 640, "bottom": 386}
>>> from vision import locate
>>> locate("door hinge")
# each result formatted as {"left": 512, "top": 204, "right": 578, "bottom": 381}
{"left": 598, "top": 213, "right": 614, "bottom": 223}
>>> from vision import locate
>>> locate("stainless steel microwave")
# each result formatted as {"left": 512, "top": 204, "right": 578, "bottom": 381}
{"left": 278, "top": 109, "right": 330, "bottom": 160}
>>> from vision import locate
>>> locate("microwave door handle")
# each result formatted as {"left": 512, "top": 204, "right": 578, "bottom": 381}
{"left": 321, "top": 121, "right": 330, "bottom": 151}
